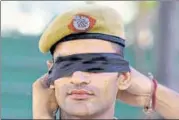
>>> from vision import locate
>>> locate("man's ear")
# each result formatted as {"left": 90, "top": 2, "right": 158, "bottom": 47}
{"left": 46, "top": 60, "right": 55, "bottom": 89}
{"left": 46, "top": 60, "right": 53, "bottom": 71}
{"left": 117, "top": 72, "right": 131, "bottom": 90}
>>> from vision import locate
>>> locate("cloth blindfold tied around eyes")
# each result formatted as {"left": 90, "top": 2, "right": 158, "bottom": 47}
{"left": 47, "top": 33, "right": 131, "bottom": 87}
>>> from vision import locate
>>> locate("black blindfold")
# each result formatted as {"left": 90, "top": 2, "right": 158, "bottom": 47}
{"left": 47, "top": 53, "right": 130, "bottom": 86}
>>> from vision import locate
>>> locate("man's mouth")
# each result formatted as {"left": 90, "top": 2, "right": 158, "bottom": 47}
{"left": 67, "top": 89, "right": 94, "bottom": 100}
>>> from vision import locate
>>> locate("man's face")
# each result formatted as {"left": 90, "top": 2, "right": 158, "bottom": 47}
{"left": 52, "top": 39, "right": 120, "bottom": 117}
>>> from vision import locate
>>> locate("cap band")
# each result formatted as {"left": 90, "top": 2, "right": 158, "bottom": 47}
{"left": 50, "top": 33, "right": 125, "bottom": 55}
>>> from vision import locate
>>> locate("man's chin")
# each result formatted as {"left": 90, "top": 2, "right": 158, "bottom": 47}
{"left": 62, "top": 106, "right": 90, "bottom": 117}
{"left": 63, "top": 101, "right": 94, "bottom": 116}
{"left": 70, "top": 110, "right": 90, "bottom": 117}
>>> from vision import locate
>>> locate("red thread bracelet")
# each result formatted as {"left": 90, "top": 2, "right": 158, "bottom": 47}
{"left": 152, "top": 79, "right": 158, "bottom": 110}
{"left": 143, "top": 73, "right": 158, "bottom": 116}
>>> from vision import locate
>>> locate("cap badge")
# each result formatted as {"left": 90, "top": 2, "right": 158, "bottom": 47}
{"left": 68, "top": 14, "right": 96, "bottom": 32}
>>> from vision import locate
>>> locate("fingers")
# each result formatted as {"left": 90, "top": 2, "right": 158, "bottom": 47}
{"left": 48, "top": 90, "right": 59, "bottom": 112}
{"left": 40, "top": 73, "right": 49, "bottom": 88}
{"left": 33, "top": 73, "right": 49, "bottom": 89}
{"left": 117, "top": 90, "right": 148, "bottom": 107}
{"left": 33, "top": 60, "right": 53, "bottom": 89}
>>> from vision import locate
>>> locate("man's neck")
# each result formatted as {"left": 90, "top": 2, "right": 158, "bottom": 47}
{"left": 60, "top": 103, "right": 115, "bottom": 119}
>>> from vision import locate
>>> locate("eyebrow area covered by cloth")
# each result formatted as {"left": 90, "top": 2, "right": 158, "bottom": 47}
{"left": 47, "top": 53, "right": 130, "bottom": 86}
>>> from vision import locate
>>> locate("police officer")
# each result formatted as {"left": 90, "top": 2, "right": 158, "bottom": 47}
{"left": 32, "top": 4, "right": 179, "bottom": 119}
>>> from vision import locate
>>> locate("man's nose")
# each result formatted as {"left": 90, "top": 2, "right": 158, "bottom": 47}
{"left": 70, "top": 71, "right": 90, "bottom": 85}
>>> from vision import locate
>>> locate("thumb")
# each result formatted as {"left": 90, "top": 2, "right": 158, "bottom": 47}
{"left": 49, "top": 90, "right": 59, "bottom": 111}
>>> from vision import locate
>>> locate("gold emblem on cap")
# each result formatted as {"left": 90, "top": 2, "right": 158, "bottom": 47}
{"left": 68, "top": 14, "right": 96, "bottom": 32}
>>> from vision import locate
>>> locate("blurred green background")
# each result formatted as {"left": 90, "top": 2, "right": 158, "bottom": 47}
{"left": 1, "top": 1, "right": 179, "bottom": 119}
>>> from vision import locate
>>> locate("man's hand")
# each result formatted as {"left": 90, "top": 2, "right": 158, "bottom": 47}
{"left": 32, "top": 61, "right": 59, "bottom": 119}
{"left": 117, "top": 66, "right": 152, "bottom": 107}
{"left": 117, "top": 67, "right": 179, "bottom": 119}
